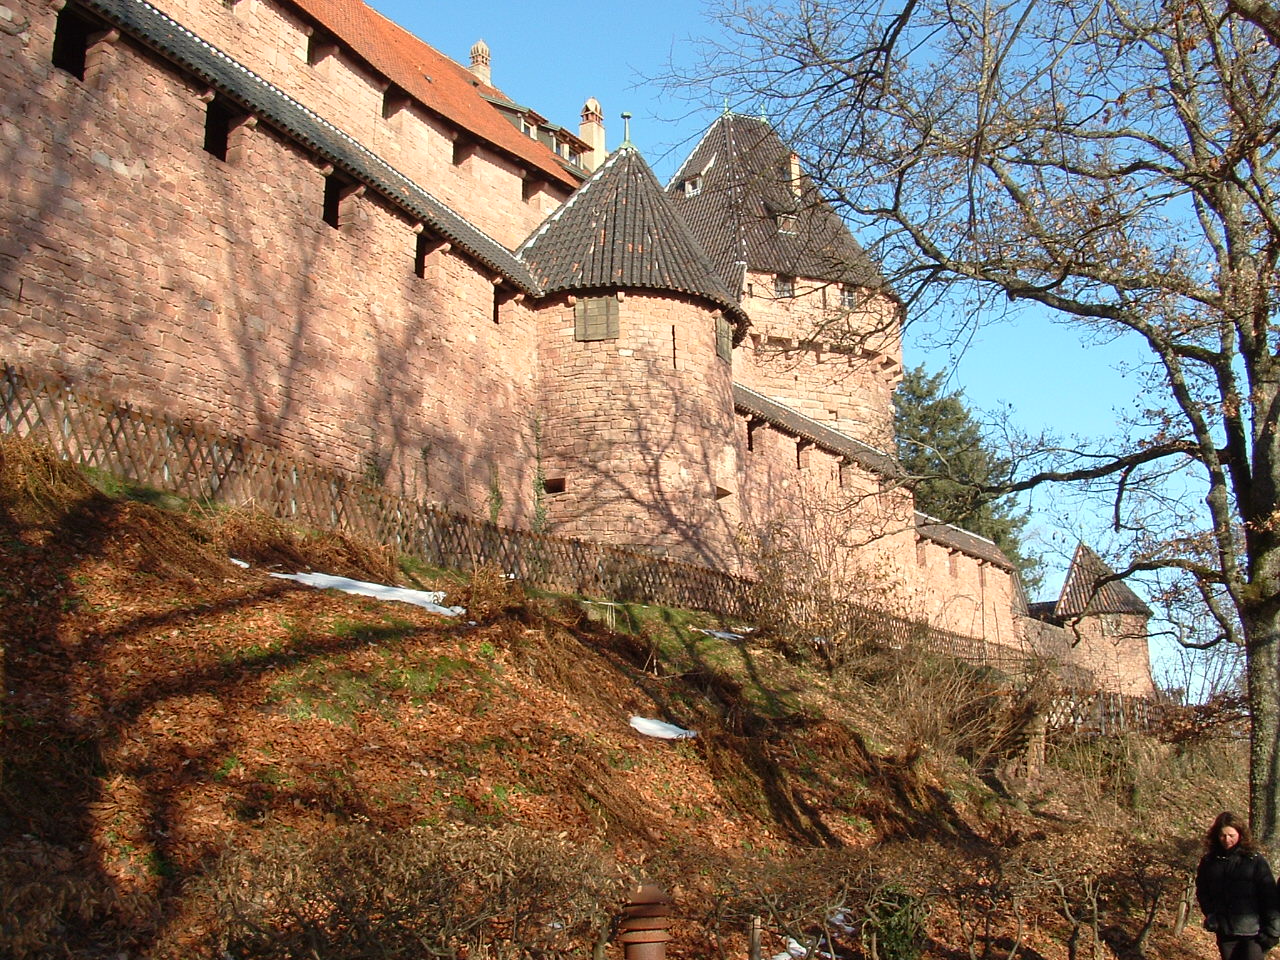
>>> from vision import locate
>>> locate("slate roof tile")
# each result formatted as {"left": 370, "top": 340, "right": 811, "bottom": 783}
{"left": 519, "top": 145, "right": 748, "bottom": 325}
{"left": 914, "top": 512, "right": 1016, "bottom": 572}
{"left": 733, "top": 384, "right": 901, "bottom": 479}
{"left": 1054, "top": 543, "right": 1152, "bottom": 617}
{"left": 667, "top": 114, "right": 887, "bottom": 297}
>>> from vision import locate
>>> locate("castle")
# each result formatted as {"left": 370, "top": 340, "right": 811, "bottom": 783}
{"left": 0, "top": 0, "right": 1154, "bottom": 696}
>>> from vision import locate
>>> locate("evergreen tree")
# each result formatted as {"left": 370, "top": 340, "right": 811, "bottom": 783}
{"left": 894, "top": 366, "right": 1042, "bottom": 592}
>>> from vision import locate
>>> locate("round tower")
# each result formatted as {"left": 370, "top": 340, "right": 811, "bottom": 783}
{"left": 520, "top": 143, "right": 747, "bottom": 568}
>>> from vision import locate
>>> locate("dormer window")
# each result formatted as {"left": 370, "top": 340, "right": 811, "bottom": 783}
{"left": 683, "top": 175, "right": 702, "bottom": 197}
{"left": 776, "top": 213, "right": 797, "bottom": 234}
{"left": 520, "top": 116, "right": 537, "bottom": 139}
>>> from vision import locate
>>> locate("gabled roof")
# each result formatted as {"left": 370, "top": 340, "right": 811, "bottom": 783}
{"left": 914, "top": 513, "right": 1016, "bottom": 572}
{"left": 518, "top": 145, "right": 748, "bottom": 325}
{"left": 666, "top": 114, "right": 887, "bottom": 297}
{"left": 1054, "top": 544, "right": 1152, "bottom": 618}
{"left": 75, "top": 0, "right": 542, "bottom": 293}
{"left": 733, "top": 384, "right": 901, "bottom": 478}
{"left": 284, "top": 0, "right": 582, "bottom": 190}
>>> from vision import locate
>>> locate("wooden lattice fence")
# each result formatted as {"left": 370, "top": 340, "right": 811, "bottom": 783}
{"left": 1, "top": 362, "right": 1161, "bottom": 733}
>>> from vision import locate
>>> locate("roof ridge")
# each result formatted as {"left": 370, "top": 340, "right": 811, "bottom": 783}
{"left": 913, "top": 510, "right": 1001, "bottom": 549}
{"left": 515, "top": 146, "right": 627, "bottom": 256}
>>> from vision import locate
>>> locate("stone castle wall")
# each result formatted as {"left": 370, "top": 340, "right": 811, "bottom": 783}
{"left": 144, "top": 0, "right": 570, "bottom": 247}
{"left": 1, "top": 3, "right": 541, "bottom": 522}
{"left": 535, "top": 291, "right": 741, "bottom": 567}
{"left": 0, "top": 0, "right": 1152, "bottom": 694}
{"left": 733, "top": 271, "right": 902, "bottom": 449}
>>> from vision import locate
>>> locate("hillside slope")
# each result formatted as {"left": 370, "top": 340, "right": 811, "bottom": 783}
{"left": 0, "top": 435, "right": 1238, "bottom": 959}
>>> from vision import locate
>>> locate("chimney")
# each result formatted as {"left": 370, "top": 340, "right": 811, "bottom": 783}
{"left": 788, "top": 151, "right": 803, "bottom": 198}
{"left": 579, "top": 97, "right": 606, "bottom": 172}
{"left": 469, "top": 39, "right": 491, "bottom": 86}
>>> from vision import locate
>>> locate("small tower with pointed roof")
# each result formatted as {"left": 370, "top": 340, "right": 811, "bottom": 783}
{"left": 667, "top": 114, "right": 903, "bottom": 449}
{"left": 519, "top": 142, "right": 749, "bottom": 564}
{"left": 1027, "top": 544, "right": 1154, "bottom": 696}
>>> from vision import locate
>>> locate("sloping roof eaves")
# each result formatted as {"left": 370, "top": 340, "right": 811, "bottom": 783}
{"left": 519, "top": 146, "right": 748, "bottom": 326}
{"left": 733, "top": 384, "right": 900, "bottom": 478}
{"left": 285, "top": 0, "right": 580, "bottom": 191}
{"left": 77, "top": 0, "right": 542, "bottom": 294}
{"left": 914, "top": 512, "right": 1015, "bottom": 572}
{"left": 1056, "top": 544, "right": 1153, "bottom": 617}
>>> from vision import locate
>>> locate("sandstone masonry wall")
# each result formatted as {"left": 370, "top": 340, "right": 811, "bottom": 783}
{"left": 733, "top": 272, "right": 902, "bottom": 449}
{"left": 1, "top": 1, "right": 539, "bottom": 523}
{"left": 147, "top": 0, "right": 569, "bottom": 247}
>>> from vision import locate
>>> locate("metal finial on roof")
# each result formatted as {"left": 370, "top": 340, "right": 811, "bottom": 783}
{"left": 723, "top": 97, "right": 730, "bottom": 115}
{"left": 621, "top": 111, "right": 632, "bottom": 146}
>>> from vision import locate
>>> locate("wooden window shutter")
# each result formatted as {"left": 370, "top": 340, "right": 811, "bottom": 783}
{"left": 715, "top": 315, "right": 732, "bottom": 362}
{"left": 574, "top": 297, "right": 619, "bottom": 341}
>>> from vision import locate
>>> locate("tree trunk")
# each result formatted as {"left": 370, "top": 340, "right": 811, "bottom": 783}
{"left": 1247, "top": 608, "right": 1280, "bottom": 847}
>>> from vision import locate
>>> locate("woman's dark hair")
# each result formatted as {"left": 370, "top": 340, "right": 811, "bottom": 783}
{"left": 1206, "top": 811, "right": 1257, "bottom": 854}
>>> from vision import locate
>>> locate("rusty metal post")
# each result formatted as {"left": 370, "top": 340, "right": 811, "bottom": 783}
{"left": 618, "top": 882, "right": 673, "bottom": 960}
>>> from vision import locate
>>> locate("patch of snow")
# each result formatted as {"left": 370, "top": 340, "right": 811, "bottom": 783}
{"left": 694, "top": 628, "right": 745, "bottom": 641}
{"left": 629, "top": 716, "right": 697, "bottom": 740}
{"left": 229, "top": 557, "right": 250, "bottom": 568}
{"left": 268, "top": 572, "right": 465, "bottom": 617}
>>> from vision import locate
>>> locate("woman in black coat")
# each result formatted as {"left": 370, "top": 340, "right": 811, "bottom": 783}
{"left": 1198, "top": 811, "right": 1280, "bottom": 960}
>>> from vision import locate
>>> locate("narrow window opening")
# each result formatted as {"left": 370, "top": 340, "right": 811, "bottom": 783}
{"left": 916, "top": 541, "right": 927, "bottom": 568}
{"left": 671, "top": 325, "right": 678, "bottom": 368}
{"left": 522, "top": 178, "right": 544, "bottom": 203}
{"left": 452, "top": 138, "right": 477, "bottom": 167}
{"left": 492, "top": 287, "right": 502, "bottom": 325}
{"left": 746, "top": 420, "right": 758, "bottom": 452}
{"left": 323, "top": 173, "right": 359, "bottom": 230}
{"left": 382, "top": 84, "right": 411, "bottom": 120}
{"left": 840, "top": 284, "right": 858, "bottom": 309}
{"left": 543, "top": 477, "right": 566, "bottom": 494}
{"left": 414, "top": 232, "right": 431, "bottom": 278}
{"left": 52, "top": 6, "right": 96, "bottom": 80}
{"left": 307, "top": 31, "right": 337, "bottom": 66}
{"left": 203, "top": 98, "right": 247, "bottom": 161}
{"left": 949, "top": 552, "right": 959, "bottom": 577}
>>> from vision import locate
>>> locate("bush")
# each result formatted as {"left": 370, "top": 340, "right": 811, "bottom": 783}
{"left": 199, "top": 822, "right": 624, "bottom": 959}
{"left": 863, "top": 885, "right": 928, "bottom": 960}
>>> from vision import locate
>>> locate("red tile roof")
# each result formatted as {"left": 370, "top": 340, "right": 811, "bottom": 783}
{"left": 284, "top": 0, "right": 582, "bottom": 191}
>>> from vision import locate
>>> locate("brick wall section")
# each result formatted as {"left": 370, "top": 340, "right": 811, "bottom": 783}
{"left": 734, "top": 272, "right": 902, "bottom": 449}
{"left": 536, "top": 292, "right": 743, "bottom": 568}
{"left": 0, "top": 3, "right": 539, "bottom": 523}
{"left": 148, "top": 0, "right": 568, "bottom": 247}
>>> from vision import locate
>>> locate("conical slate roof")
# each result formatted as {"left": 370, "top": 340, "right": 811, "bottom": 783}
{"left": 518, "top": 144, "right": 747, "bottom": 325}
{"left": 1055, "top": 544, "right": 1152, "bottom": 617}
{"left": 666, "top": 114, "right": 887, "bottom": 298}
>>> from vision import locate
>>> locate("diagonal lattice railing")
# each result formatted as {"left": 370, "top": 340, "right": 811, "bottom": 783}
{"left": 1, "top": 362, "right": 1160, "bottom": 732}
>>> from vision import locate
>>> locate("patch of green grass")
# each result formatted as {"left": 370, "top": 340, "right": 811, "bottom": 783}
{"left": 213, "top": 754, "right": 243, "bottom": 781}
{"left": 390, "top": 654, "right": 471, "bottom": 700}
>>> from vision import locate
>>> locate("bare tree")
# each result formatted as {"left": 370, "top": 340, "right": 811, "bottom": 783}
{"left": 682, "top": 0, "right": 1280, "bottom": 840}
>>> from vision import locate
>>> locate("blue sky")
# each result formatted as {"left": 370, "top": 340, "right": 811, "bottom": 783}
{"left": 365, "top": 0, "right": 1155, "bottom": 602}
